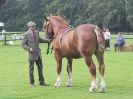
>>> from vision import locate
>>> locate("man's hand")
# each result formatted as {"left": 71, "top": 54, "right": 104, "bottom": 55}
{"left": 47, "top": 39, "right": 52, "bottom": 43}
{"left": 45, "top": 39, "right": 52, "bottom": 43}
{"left": 29, "top": 48, "right": 34, "bottom": 53}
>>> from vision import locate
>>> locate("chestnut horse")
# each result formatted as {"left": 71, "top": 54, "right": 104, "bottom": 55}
{"left": 43, "top": 16, "right": 106, "bottom": 92}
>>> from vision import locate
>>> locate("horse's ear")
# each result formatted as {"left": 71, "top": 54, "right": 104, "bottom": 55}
{"left": 44, "top": 16, "right": 48, "bottom": 21}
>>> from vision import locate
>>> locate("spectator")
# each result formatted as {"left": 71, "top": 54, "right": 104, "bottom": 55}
{"left": 114, "top": 32, "right": 125, "bottom": 52}
{"left": 104, "top": 28, "right": 111, "bottom": 51}
{"left": 2, "top": 29, "right": 6, "bottom": 34}
{"left": 0, "top": 29, "right": 5, "bottom": 40}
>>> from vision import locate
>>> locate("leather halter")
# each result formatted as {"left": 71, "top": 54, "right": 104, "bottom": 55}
{"left": 53, "top": 28, "right": 68, "bottom": 40}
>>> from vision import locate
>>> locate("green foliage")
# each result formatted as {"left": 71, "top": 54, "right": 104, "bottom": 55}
{"left": 0, "top": 0, "right": 133, "bottom": 32}
{"left": 0, "top": 0, "right": 6, "bottom": 7}
{"left": 125, "top": 0, "right": 133, "bottom": 30}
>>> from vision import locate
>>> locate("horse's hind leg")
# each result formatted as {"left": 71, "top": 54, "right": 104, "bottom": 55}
{"left": 95, "top": 50, "right": 106, "bottom": 92}
{"left": 54, "top": 52, "right": 62, "bottom": 87}
{"left": 66, "top": 58, "right": 73, "bottom": 87}
{"left": 82, "top": 53, "right": 97, "bottom": 92}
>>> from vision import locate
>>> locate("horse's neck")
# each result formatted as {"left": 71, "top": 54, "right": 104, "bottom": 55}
{"left": 53, "top": 26, "right": 68, "bottom": 36}
{"left": 51, "top": 20, "right": 69, "bottom": 37}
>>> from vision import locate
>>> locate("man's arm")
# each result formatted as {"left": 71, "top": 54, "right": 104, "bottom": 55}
{"left": 21, "top": 34, "right": 31, "bottom": 51}
{"left": 39, "top": 37, "right": 51, "bottom": 43}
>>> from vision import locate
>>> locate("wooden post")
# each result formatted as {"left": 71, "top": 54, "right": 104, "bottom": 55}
{"left": 4, "top": 33, "right": 7, "bottom": 45}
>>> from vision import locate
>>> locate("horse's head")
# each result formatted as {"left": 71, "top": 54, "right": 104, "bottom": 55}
{"left": 43, "top": 15, "right": 69, "bottom": 40}
{"left": 43, "top": 16, "right": 54, "bottom": 40}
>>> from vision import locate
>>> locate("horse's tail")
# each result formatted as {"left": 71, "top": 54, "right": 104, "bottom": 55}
{"left": 94, "top": 26, "right": 105, "bottom": 53}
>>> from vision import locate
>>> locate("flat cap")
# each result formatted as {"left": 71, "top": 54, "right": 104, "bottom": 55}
{"left": 27, "top": 21, "right": 36, "bottom": 27}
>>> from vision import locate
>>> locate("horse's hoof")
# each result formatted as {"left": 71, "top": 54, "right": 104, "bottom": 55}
{"left": 89, "top": 87, "right": 96, "bottom": 93}
{"left": 66, "top": 81, "right": 73, "bottom": 87}
{"left": 66, "top": 84, "right": 72, "bottom": 87}
{"left": 54, "top": 81, "right": 61, "bottom": 87}
{"left": 54, "top": 85, "right": 59, "bottom": 88}
{"left": 54, "top": 84, "right": 60, "bottom": 87}
{"left": 100, "top": 87, "right": 106, "bottom": 93}
{"left": 66, "top": 83, "right": 73, "bottom": 87}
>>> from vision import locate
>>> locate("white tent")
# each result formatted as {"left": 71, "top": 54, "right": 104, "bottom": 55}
{"left": 0, "top": 22, "right": 4, "bottom": 27}
{"left": 0, "top": 22, "right": 5, "bottom": 40}
{"left": 0, "top": 22, "right": 5, "bottom": 30}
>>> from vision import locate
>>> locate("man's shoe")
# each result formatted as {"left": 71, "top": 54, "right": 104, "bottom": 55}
{"left": 39, "top": 83, "right": 49, "bottom": 86}
{"left": 30, "top": 83, "right": 34, "bottom": 87}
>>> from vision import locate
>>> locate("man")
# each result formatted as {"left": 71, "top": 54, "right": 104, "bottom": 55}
{"left": 104, "top": 28, "right": 111, "bottom": 51}
{"left": 114, "top": 32, "right": 125, "bottom": 52}
{"left": 21, "top": 21, "right": 50, "bottom": 86}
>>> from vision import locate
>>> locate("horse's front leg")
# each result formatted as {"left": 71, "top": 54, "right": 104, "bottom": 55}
{"left": 66, "top": 58, "right": 73, "bottom": 87}
{"left": 54, "top": 51, "right": 62, "bottom": 87}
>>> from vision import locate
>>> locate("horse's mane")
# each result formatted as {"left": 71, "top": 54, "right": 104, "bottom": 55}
{"left": 48, "top": 16, "right": 69, "bottom": 27}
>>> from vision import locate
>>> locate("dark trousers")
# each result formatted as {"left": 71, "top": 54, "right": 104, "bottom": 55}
{"left": 114, "top": 43, "right": 125, "bottom": 52}
{"left": 29, "top": 57, "right": 44, "bottom": 84}
{"left": 105, "top": 39, "right": 110, "bottom": 49}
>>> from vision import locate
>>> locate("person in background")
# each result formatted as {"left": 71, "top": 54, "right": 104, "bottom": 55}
{"left": 21, "top": 21, "right": 50, "bottom": 86}
{"left": 2, "top": 29, "right": 6, "bottom": 34}
{"left": 0, "top": 29, "right": 6, "bottom": 40}
{"left": 114, "top": 32, "right": 125, "bottom": 52}
{"left": 104, "top": 28, "right": 111, "bottom": 51}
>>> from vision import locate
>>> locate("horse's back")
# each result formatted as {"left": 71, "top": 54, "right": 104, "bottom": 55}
{"left": 74, "top": 24, "right": 98, "bottom": 54}
{"left": 75, "top": 24, "right": 97, "bottom": 41}
{"left": 61, "top": 24, "right": 99, "bottom": 58}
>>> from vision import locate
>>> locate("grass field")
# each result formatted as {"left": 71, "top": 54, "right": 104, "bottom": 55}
{"left": 0, "top": 35, "right": 133, "bottom": 99}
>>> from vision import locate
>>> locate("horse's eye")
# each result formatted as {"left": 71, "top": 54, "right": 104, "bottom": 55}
{"left": 43, "top": 26, "right": 46, "bottom": 28}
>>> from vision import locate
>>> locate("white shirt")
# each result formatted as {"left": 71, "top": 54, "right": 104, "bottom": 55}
{"left": 104, "top": 31, "right": 111, "bottom": 40}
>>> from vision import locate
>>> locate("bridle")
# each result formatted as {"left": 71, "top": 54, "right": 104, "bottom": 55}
{"left": 43, "top": 20, "right": 54, "bottom": 40}
{"left": 44, "top": 20, "right": 69, "bottom": 41}
{"left": 43, "top": 18, "right": 74, "bottom": 55}
{"left": 43, "top": 20, "right": 53, "bottom": 54}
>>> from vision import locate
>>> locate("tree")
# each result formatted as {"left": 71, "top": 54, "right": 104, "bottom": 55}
{"left": 125, "top": 0, "right": 133, "bottom": 30}
{"left": 0, "top": 0, "right": 6, "bottom": 7}
{"left": 0, "top": 0, "right": 23, "bottom": 31}
{"left": 0, "top": 0, "right": 132, "bottom": 32}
